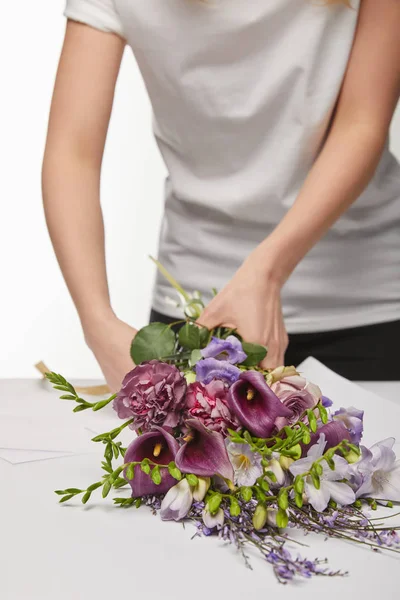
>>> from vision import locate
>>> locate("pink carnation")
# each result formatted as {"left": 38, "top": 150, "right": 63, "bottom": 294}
{"left": 184, "top": 380, "right": 240, "bottom": 435}
{"left": 113, "top": 360, "right": 187, "bottom": 432}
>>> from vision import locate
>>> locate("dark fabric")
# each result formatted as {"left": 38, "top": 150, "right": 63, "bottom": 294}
{"left": 149, "top": 308, "right": 400, "bottom": 381}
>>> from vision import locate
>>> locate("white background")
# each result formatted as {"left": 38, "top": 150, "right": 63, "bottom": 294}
{"left": 1, "top": 1, "right": 400, "bottom": 380}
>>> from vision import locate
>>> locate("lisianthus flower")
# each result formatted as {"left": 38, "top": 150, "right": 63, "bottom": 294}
{"left": 353, "top": 438, "right": 400, "bottom": 502}
{"left": 124, "top": 427, "right": 179, "bottom": 497}
{"left": 228, "top": 371, "right": 292, "bottom": 438}
{"left": 272, "top": 375, "right": 321, "bottom": 431}
{"left": 332, "top": 406, "right": 364, "bottom": 445}
{"left": 113, "top": 360, "right": 187, "bottom": 432}
{"left": 196, "top": 358, "right": 241, "bottom": 385}
{"left": 175, "top": 419, "right": 234, "bottom": 481}
{"left": 225, "top": 441, "right": 262, "bottom": 487}
{"left": 201, "top": 336, "right": 247, "bottom": 364}
{"left": 290, "top": 434, "right": 355, "bottom": 512}
{"left": 184, "top": 380, "right": 240, "bottom": 435}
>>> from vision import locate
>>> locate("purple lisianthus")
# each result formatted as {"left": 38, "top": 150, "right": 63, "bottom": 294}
{"left": 201, "top": 336, "right": 247, "bottom": 364}
{"left": 196, "top": 358, "right": 241, "bottom": 385}
{"left": 332, "top": 406, "right": 364, "bottom": 445}
{"left": 113, "top": 360, "right": 187, "bottom": 432}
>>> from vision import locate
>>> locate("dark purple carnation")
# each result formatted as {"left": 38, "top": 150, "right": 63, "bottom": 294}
{"left": 113, "top": 360, "right": 187, "bottom": 432}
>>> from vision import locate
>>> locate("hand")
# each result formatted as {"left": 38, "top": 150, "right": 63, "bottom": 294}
{"left": 83, "top": 314, "right": 138, "bottom": 392}
{"left": 198, "top": 253, "right": 288, "bottom": 369}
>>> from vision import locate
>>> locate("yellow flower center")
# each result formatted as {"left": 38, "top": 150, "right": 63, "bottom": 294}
{"left": 246, "top": 388, "right": 255, "bottom": 401}
{"left": 153, "top": 443, "right": 163, "bottom": 457}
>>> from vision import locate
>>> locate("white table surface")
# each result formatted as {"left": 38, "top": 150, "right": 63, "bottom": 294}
{"left": 1, "top": 377, "right": 400, "bottom": 600}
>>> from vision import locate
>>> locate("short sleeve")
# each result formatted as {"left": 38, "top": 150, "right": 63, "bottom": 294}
{"left": 64, "top": 0, "right": 125, "bottom": 38}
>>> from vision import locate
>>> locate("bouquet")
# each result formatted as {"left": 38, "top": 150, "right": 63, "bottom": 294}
{"left": 47, "top": 261, "right": 400, "bottom": 583}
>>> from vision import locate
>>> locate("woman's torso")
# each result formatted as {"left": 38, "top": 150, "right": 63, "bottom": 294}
{"left": 116, "top": 0, "right": 400, "bottom": 332}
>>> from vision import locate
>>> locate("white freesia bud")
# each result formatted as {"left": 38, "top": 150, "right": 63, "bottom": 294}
{"left": 266, "top": 458, "right": 286, "bottom": 487}
{"left": 193, "top": 477, "right": 211, "bottom": 502}
{"left": 279, "top": 455, "right": 294, "bottom": 471}
{"left": 160, "top": 479, "right": 193, "bottom": 521}
{"left": 266, "top": 508, "right": 279, "bottom": 528}
{"left": 202, "top": 506, "right": 225, "bottom": 529}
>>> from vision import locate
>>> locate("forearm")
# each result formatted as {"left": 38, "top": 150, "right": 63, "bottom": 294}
{"left": 255, "top": 122, "right": 386, "bottom": 284}
{"left": 42, "top": 150, "right": 113, "bottom": 331}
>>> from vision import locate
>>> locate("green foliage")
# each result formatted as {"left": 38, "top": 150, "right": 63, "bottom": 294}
{"left": 276, "top": 508, "right": 289, "bottom": 529}
{"left": 241, "top": 342, "right": 268, "bottom": 367}
{"left": 241, "top": 487, "right": 253, "bottom": 502}
{"left": 186, "top": 474, "right": 199, "bottom": 487}
{"left": 130, "top": 322, "right": 176, "bottom": 364}
{"left": 168, "top": 462, "right": 182, "bottom": 481}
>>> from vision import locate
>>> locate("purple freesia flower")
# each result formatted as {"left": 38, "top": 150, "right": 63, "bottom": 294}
{"left": 290, "top": 434, "right": 355, "bottom": 512}
{"left": 228, "top": 371, "right": 292, "bottom": 438}
{"left": 175, "top": 419, "right": 234, "bottom": 481}
{"left": 201, "top": 336, "right": 247, "bottom": 364}
{"left": 322, "top": 396, "right": 333, "bottom": 408}
{"left": 124, "top": 426, "right": 179, "bottom": 497}
{"left": 333, "top": 406, "right": 364, "bottom": 444}
{"left": 113, "top": 360, "right": 187, "bottom": 432}
{"left": 196, "top": 358, "right": 241, "bottom": 385}
{"left": 352, "top": 438, "right": 400, "bottom": 501}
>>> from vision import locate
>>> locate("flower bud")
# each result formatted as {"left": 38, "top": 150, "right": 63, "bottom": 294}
{"left": 193, "top": 477, "right": 211, "bottom": 502}
{"left": 252, "top": 504, "right": 268, "bottom": 530}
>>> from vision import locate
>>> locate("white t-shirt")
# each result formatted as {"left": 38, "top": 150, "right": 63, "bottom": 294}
{"left": 64, "top": 0, "right": 400, "bottom": 333}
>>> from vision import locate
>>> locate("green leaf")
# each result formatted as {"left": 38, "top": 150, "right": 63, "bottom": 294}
{"left": 93, "top": 399, "right": 113, "bottom": 412}
{"left": 64, "top": 488, "right": 83, "bottom": 494}
{"left": 178, "top": 322, "right": 201, "bottom": 350}
{"left": 59, "top": 395, "right": 76, "bottom": 401}
{"left": 186, "top": 474, "right": 199, "bottom": 487}
{"left": 294, "top": 476, "right": 304, "bottom": 495}
{"left": 82, "top": 491, "right": 91, "bottom": 504}
{"left": 311, "top": 471, "right": 321, "bottom": 490}
{"left": 241, "top": 342, "right": 268, "bottom": 367}
{"left": 126, "top": 463, "right": 135, "bottom": 481}
{"left": 87, "top": 482, "right": 102, "bottom": 492}
{"left": 318, "top": 405, "right": 329, "bottom": 425}
{"left": 189, "top": 349, "right": 203, "bottom": 367}
{"left": 307, "top": 410, "right": 318, "bottom": 433}
{"left": 278, "top": 489, "right": 289, "bottom": 511}
{"left": 302, "top": 430, "right": 311, "bottom": 445}
{"left": 198, "top": 326, "right": 211, "bottom": 348}
{"left": 140, "top": 459, "right": 151, "bottom": 475}
{"left": 130, "top": 322, "right": 176, "bottom": 364}
{"left": 168, "top": 462, "right": 182, "bottom": 481}
{"left": 241, "top": 487, "right": 253, "bottom": 502}
{"left": 151, "top": 466, "right": 162, "bottom": 485}
{"left": 294, "top": 492, "right": 303, "bottom": 508}
{"left": 260, "top": 479, "right": 270, "bottom": 493}
{"left": 276, "top": 508, "right": 289, "bottom": 529}
{"left": 105, "top": 444, "right": 113, "bottom": 463}
{"left": 102, "top": 480, "right": 112, "bottom": 498}
{"left": 229, "top": 497, "right": 241, "bottom": 517}
{"left": 59, "top": 494, "right": 75, "bottom": 503}
{"left": 207, "top": 493, "right": 222, "bottom": 514}
{"left": 73, "top": 404, "right": 89, "bottom": 413}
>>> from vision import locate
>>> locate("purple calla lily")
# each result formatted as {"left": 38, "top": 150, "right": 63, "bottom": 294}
{"left": 124, "top": 427, "right": 179, "bottom": 497}
{"left": 175, "top": 419, "right": 234, "bottom": 481}
{"left": 228, "top": 371, "right": 292, "bottom": 438}
{"left": 302, "top": 420, "right": 352, "bottom": 456}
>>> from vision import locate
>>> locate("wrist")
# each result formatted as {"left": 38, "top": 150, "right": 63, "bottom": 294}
{"left": 80, "top": 305, "right": 116, "bottom": 336}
